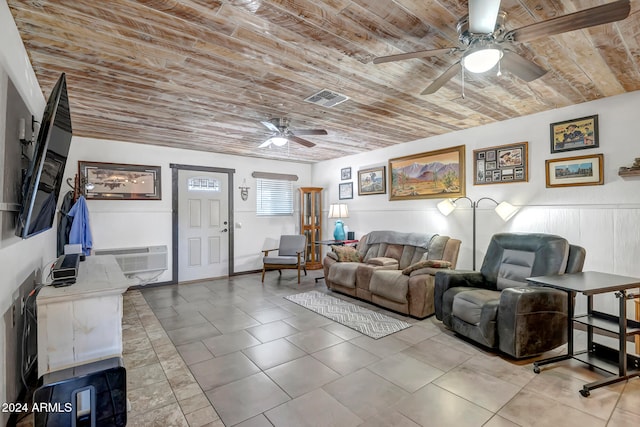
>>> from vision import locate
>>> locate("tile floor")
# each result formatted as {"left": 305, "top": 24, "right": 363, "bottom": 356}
{"left": 127, "top": 270, "right": 640, "bottom": 426}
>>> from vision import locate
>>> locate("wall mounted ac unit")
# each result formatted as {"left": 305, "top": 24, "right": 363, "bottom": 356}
{"left": 94, "top": 245, "right": 168, "bottom": 276}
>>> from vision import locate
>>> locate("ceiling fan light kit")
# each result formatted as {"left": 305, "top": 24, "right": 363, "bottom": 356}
{"left": 463, "top": 43, "right": 503, "bottom": 73}
{"left": 269, "top": 136, "right": 289, "bottom": 146}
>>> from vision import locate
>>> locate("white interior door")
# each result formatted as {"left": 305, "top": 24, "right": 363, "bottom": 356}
{"left": 178, "top": 170, "right": 229, "bottom": 282}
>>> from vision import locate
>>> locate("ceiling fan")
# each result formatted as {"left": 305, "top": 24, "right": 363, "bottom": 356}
{"left": 373, "top": 0, "right": 631, "bottom": 95}
{"left": 258, "top": 117, "right": 328, "bottom": 148}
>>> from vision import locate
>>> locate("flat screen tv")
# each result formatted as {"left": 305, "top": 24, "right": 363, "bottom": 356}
{"left": 16, "top": 73, "right": 73, "bottom": 239}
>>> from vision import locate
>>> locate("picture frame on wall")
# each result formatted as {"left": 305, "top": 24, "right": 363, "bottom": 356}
{"left": 388, "top": 145, "right": 465, "bottom": 200}
{"left": 474, "top": 142, "right": 528, "bottom": 185}
{"left": 358, "top": 166, "right": 386, "bottom": 195}
{"left": 550, "top": 115, "right": 599, "bottom": 153}
{"left": 341, "top": 167, "right": 351, "bottom": 180}
{"left": 339, "top": 182, "right": 353, "bottom": 199}
{"left": 545, "top": 153, "right": 604, "bottom": 188}
{"left": 79, "top": 161, "right": 162, "bottom": 200}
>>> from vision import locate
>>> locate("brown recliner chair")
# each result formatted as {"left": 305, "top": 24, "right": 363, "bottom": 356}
{"left": 434, "top": 232, "right": 586, "bottom": 358}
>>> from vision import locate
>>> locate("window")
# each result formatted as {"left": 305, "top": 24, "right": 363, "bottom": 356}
{"left": 188, "top": 177, "right": 220, "bottom": 192}
{"left": 256, "top": 178, "right": 293, "bottom": 216}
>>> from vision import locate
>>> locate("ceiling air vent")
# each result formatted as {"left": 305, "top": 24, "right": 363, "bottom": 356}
{"left": 304, "top": 89, "right": 349, "bottom": 108}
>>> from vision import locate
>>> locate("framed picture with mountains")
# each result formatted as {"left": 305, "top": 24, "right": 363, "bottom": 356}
{"left": 389, "top": 145, "right": 465, "bottom": 201}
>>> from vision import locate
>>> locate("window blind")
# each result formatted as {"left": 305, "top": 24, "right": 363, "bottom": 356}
{"left": 256, "top": 178, "right": 293, "bottom": 216}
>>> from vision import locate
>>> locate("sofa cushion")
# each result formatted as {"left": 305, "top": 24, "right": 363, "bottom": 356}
{"left": 402, "top": 259, "right": 452, "bottom": 275}
{"left": 367, "top": 257, "right": 399, "bottom": 267}
{"left": 384, "top": 244, "right": 403, "bottom": 261}
{"left": 331, "top": 245, "right": 361, "bottom": 262}
{"left": 496, "top": 249, "right": 535, "bottom": 290}
{"left": 327, "top": 262, "right": 359, "bottom": 288}
{"left": 452, "top": 289, "right": 501, "bottom": 325}
{"left": 425, "top": 235, "right": 449, "bottom": 260}
{"left": 263, "top": 255, "right": 299, "bottom": 265}
{"left": 369, "top": 270, "right": 409, "bottom": 303}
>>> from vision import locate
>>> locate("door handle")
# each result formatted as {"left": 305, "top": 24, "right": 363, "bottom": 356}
{"left": 221, "top": 228, "right": 228, "bottom": 232}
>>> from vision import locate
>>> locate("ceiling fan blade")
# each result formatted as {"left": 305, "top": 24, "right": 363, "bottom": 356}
{"left": 505, "top": 0, "right": 630, "bottom": 43}
{"left": 500, "top": 51, "right": 547, "bottom": 82}
{"left": 293, "top": 129, "right": 328, "bottom": 136}
{"left": 469, "top": 0, "right": 502, "bottom": 34}
{"left": 373, "top": 47, "right": 458, "bottom": 64}
{"left": 289, "top": 136, "right": 316, "bottom": 148}
{"left": 421, "top": 61, "right": 462, "bottom": 95}
{"left": 260, "top": 120, "right": 280, "bottom": 132}
{"left": 258, "top": 139, "right": 272, "bottom": 148}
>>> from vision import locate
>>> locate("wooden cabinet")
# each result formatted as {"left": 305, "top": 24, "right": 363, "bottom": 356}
{"left": 299, "top": 187, "right": 322, "bottom": 270}
{"left": 37, "top": 255, "right": 131, "bottom": 376}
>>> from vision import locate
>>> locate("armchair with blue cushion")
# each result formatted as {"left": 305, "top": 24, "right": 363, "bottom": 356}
{"left": 434, "top": 232, "right": 586, "bottom": 358}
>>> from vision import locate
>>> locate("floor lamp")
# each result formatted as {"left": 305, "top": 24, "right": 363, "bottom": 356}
{"left": 437, "top": 197, "right": 519, "bottom": 270}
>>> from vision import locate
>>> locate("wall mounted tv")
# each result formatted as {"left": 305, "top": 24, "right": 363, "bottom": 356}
{"left": 16, "top": 73, "right": 72, "bottom": 239}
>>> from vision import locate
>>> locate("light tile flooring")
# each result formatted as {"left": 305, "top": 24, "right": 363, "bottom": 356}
{"left": 124, "top": 270, "right": 640, "bottom": 426}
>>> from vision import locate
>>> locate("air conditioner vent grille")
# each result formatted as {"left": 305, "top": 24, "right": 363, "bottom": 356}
{"left": 95, "top": 245, "right": 168, "bottom": 275}
{"left": 304, "top": 89, "right": 349, "bottom": 107}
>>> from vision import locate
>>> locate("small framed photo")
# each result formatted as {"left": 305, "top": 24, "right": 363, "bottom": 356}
{"left": 545, "top": 153, "right": 604, "bottom": 188}
{"left": 474, "top": 142, "right": 528, "bottom": 185}
{"left": 341, "top": 167, "right": 351, "bottom": 180}
{"left": 358, "top": 166, "right": 386, "bottom": 195}
{"left": 550, "top": 115, "right": 599, "bottom": 153}
{"left": 339, "top": 182, "right": 353, "bottom": 199}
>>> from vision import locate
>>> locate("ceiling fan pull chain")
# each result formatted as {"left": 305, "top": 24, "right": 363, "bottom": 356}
{"left": 461, "top": 65, "right": 466, "bottom": 99}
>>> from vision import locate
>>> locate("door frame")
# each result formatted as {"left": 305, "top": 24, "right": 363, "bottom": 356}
{"left": 170, "top": 163, "right": 235, "bottom": 283}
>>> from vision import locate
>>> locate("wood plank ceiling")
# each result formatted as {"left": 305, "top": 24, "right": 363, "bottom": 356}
{"left": 7, "top": 0, "right": 640, "bottom": 163}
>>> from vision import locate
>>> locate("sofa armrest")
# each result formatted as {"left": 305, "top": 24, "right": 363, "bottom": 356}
{"left": 262, "top": 248, "right": 279, "bottom": 256}
{"left": 367, "top": 257, "right": 399, "bottom": 268}
{"left": 325, "top": 252, "right": 338, "bottom": 261}
{"left": 409, "top": 267, "right": 449, "bottom": 277}
{"left": 433, "top": 270, "right": 485, "bottom": 320}
{"left": 497, "top": 286, "right": 569, "bottom": 358}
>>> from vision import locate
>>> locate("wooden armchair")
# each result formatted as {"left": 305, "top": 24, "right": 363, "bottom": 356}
{"left": 261, "top": 235, "right": 307, "bottom": 284}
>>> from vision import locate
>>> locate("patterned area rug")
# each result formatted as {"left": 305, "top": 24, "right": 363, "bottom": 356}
{"left": 285, "top": 290, "right": 411, "bottom": 339}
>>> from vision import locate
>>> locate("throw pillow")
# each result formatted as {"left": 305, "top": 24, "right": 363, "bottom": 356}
{"left": 402, "top": 259, "right": 452, "bottom": 275}
{"left": 330, "top": 245, "right": 361, "bottom": 262}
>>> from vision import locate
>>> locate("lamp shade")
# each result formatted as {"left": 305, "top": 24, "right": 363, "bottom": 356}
{"left": 494, "top": 201, "right": 519, "bottom": 221}
{"left": 328, "top": 203, "right": 349, "bottom": 219}
{"left": 437, "top": 199, "right": 456, "bottom": 216}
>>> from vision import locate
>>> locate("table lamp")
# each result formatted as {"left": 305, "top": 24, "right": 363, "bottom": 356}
{"left": 328, "top": 203, "right": 349, "bottom": 241}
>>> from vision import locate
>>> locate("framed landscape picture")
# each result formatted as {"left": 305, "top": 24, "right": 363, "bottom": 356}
{"left": 545, "top": 153, "right": 604, "bottom": 188}
{"left": 474, "top": 142, "right": 528, "bottom": 185}
{"left": 550, "top": 115, "right": 599, "bottom": 153}
{"left": 389, "top": 145, "right": 465, "bottom": 200}
{"left": 339, "top": 182, "right": 353, "bottom": 199}
{"left": 358, "top": 166, "right": 386, "bottom": 195}
{"left": 79, "top": 161, "right": 162, "bottom": 200}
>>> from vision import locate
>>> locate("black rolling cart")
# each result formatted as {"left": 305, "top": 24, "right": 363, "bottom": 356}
{"left": 527, "top": 271, "right": 640, "bottom": 397}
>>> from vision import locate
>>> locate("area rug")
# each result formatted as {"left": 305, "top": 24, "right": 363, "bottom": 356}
{"left": 284, "top": 290, "right": 411, "bottom": 339}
